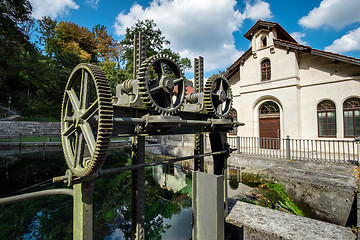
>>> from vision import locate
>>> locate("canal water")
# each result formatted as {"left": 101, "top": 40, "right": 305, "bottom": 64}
{"left": 0, "top": 148, "right": 193, "bottom": 240}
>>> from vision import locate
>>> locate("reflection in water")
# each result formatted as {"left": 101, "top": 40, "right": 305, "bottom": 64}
{"left": 152, "top": 162, "right": 187, "bottom": 192}
{"left": 227, "top": 166, "right": 253, "bottom": 198}
{"left": 0, "top": 148, "right": 193, "bottom": 240}
{"left": 152, "top": 162, "right": 192, "bottom": 240}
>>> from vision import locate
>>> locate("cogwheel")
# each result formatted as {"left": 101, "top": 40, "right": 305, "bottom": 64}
{"left": 61, "top": 63, "right": 113, "bottom": 177}
{"left": 137, "top": 54, "right": 185, "bottom": 115}
{"left": 204, "top": 74, "right": 233, "bottom": 118}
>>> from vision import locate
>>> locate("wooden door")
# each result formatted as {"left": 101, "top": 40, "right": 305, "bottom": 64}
{"left": 259, "top": 117, "right": 280, "bottom": 149}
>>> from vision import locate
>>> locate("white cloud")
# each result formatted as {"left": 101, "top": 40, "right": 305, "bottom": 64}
{"left": 244, "top": 0, "right": 272, "bottom": 20}
{"left": 299, "top": 0, "right": 360, "bottom": 29}
{"left": 324, "top": 27, "right": 360, "bottom": 53}
{"left": 290, "top": 32, "right": 308, "bottom": 45}
{"left": 86, "top": 0, "right": 100, "bottom": 9}
{"left": 114, "top": 0, "right": 271, "bottom": 75}
{"left": 30, "top": 0, "right": 79, "bottom": 19}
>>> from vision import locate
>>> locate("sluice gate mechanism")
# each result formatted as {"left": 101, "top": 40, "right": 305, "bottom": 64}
{"left": 0, "top": 32, "right": 242, "bottom": 240}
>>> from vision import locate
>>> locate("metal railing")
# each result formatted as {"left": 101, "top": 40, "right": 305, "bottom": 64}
{"left": 228, "top": 136, "right": 360, "bottom": 165}
{"left": 0, "top": 133, "right": 61, "bottom": 148}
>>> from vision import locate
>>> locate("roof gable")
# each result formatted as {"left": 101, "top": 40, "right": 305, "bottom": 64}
{"left": 225, "top": 20, "right": 360, "bottom": 79}
{"left": 244, "top": 20, "right": 297, "bottom": 43}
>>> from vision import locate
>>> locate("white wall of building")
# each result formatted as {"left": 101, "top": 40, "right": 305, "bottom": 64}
{"left": 228, "top": 28, "right": 360, "bottom": 140}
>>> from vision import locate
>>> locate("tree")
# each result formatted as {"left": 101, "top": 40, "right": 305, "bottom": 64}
{"left": 119, "top": 19, "right": 191, "bottom": 79}
{"left": 37, "top": 17, "right": 58, "bottom": 58}
{"left": 55, "top": 21, "right": 97, "bottom": 64}
{"left": 0, "top": 0, "right": 33, "bottom": 103}
{"left": 93, "top": 24, "right": 120, "bottom": 63}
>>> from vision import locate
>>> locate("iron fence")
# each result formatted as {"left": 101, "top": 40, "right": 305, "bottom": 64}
{"left": 228, "top": 136, "right": 360, "bottom": 165}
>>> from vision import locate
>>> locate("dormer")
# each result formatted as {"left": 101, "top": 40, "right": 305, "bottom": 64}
{"left": 253, "top": 28, "right": 275, "bottom": 51}
{"left": 244, "top": 20, "right": 297, "bottom": 54}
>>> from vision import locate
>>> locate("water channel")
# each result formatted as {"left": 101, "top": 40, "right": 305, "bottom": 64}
{"left": 0, "top": 146, "right": 250, "bottom": 239}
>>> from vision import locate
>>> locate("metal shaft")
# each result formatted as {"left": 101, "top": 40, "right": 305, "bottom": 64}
{"left": 0, "top": 189, "right": 73, "bottom": 205}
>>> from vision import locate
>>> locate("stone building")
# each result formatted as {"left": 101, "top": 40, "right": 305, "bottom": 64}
{"left": 225, "top": 20, "right": 360, "bottom": 141}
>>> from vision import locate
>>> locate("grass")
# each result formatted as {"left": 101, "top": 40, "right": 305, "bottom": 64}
{"left": 0, "top": 136, "right": 61, "bottom": 142}
{"left": 19, "top": 116, "right": 60, "bottom": 122}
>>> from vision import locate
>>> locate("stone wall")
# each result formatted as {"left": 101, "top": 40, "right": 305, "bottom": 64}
{"left": 0, "top": 121, "right": 60, "bottom": 136}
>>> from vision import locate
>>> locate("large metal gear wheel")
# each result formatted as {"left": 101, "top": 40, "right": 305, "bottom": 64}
{"left": 137, "top": 54, "right": 185, "bottom": 115}
{"left": 204, "top": 74, "right": 232, "bottom": 118}
{"left": 61, "top": 63, "right": 113, "bottom": 177}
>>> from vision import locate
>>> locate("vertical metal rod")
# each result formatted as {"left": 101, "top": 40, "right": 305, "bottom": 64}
{"left": 236, "top": 136, "right": 240, "bottom": 154}
{"left": 311, "top": 139, "right": 314, "bottom": 161}
{"left": 343, "top": 141, "right": 346, "bottom": 162}
{"left": 348, "top": 141, "right": 350, "bottom": 162}
{"left": 356, "top": 141, "right": 360, "bottom": 165}
{"left": 307, "top": 140, "right": 309, "bottom": 160}
{"left": 131, "top": 136, "right": 145, "bottom": 240}
{"left": 333, "top": 140, "right": 336, "bottom": 163}
{"left": 352, "top": 141, "right": 355, "bottom": 163}
{"left": 328, "top": 140, "right": 331, "bottom": 162}
{"left": 19, "top": 133, "right": 22, "bottom": 149}
{"left": 338, "top": 141, "right": 341, "bottom": 163}
{"left": 194, "top": 134, "right": 204, "bottom": 172}
{"left": 324, "top": 140, "right": 327, "bottom": 162}
{"left": 252, "top": 137, "right": 254, "bottom": 155}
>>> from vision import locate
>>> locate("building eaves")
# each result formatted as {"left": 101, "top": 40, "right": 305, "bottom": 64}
{"left": 274, "top": 39, "right": 360, "bottom": 66}
{"left": 224, "top": 48, "right": 252, "bottom": 79}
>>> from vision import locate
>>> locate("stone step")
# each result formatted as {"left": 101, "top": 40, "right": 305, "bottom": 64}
{"left": 226, "top": 201, "right": 355, "bottom": 240}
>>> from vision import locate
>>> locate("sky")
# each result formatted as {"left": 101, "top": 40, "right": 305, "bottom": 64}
{"left": 29, "top": 0, "right": 360, "bottom": 78}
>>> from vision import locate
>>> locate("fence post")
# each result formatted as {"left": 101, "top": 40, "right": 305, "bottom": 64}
{"left": 43, "top": 133, "right": 46, "bottom": 149}
{"left": 286, "top": 135, "right": 291, "bottom": 160}
{"left": 236, "top": 136, "right": 240, "bottom": 154}
{"left": 19, "top": 133, "right": 22, "bottom": 149}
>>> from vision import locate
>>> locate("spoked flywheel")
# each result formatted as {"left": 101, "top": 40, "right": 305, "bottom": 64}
{"left": 61, "top": 63, "right": 113, "bottom": 177}
{"left": 138, "top": 54, "right": 185, "bottom": 115}
{"left": 204, "top": 74, "right": 232, "bottom": 118}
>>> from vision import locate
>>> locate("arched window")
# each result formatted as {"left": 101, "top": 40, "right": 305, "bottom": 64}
{"left": 261, "top": 59, "right": 271, "bottom": 81}
{"left": 317, "top": 100, "right": 336, "bottom": 137}
{"left": 259, "top": 101, "right": 279, "bottom": 117}
{"left": 261, "top": 36, "right": 267, "bottom": 48}
{"left": 229, "top": 108, "right": 238, "bottom": 135}
{"left": 343, "top": 98, "right": 360, "bottom": 137}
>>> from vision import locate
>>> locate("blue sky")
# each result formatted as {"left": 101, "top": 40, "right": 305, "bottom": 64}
{"left": 29, "top": 0, "right": 360, "bottom": 78}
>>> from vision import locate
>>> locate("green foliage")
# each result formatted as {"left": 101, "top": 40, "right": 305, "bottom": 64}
{"left": 99, "top": 61, "right": 126, "bottom": 94}
{"left": 120, "top": 19, "right": 191, "bottom": 79}
{"left": 1, "top": 1, "right": 189, "bottom": 120}
{"left": 265, "top": 183, "right": 304, "bottom": 216}
{"left": 237, "top": 182, "right": 305, "bottom": 216}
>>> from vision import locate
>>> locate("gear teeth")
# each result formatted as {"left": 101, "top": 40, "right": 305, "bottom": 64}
{"left": 204, "top": 74, "right": 233, "bottom": 119}
{"left": 61, "top": 63, "right": 113, "bottom": 177}
{"left": 137, "top": 53, "right": 185, "bottom": 115}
